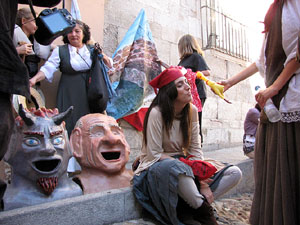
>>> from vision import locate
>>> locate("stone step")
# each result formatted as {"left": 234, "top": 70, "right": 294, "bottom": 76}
{"left": 0, "top": 146, "right": 254, "bottom": 225}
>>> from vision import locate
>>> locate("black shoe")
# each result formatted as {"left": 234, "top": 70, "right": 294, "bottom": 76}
{"left": 193, "top": 200, "right": 218, "bottom": 225}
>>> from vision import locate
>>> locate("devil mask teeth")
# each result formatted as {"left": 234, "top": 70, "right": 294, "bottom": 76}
{"left": 37, "top": 177, "right": 58, "bottom": 195}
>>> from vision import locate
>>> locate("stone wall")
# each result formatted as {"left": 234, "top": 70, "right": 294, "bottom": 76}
{"left": 103, "top": 0, "right": 257, "bottom": 162}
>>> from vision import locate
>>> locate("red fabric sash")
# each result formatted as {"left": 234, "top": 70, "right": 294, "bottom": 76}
{"left": 179, "top": 155, "right": 217, "bottom": 180}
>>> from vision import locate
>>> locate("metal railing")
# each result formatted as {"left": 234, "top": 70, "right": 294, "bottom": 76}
{"left": 200, "top": 1, "right": 250, "bottom": 61}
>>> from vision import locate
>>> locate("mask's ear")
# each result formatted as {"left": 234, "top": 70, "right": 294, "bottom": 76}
{"left": 70, "top": 127, "right": 83, "bottom": 162}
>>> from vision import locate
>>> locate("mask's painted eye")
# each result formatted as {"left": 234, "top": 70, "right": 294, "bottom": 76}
{"left": 24, "top": 138, "right": 39, "bottom": 146}
{"left": 52, "top": 136, "right": 63, "bottom": 145}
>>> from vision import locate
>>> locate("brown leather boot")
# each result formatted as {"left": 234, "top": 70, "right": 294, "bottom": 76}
{"left": 193, "top": 200, "right": 218, "bottom": 225}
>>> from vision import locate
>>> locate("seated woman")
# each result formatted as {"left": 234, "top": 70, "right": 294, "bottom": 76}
{"left": 133, "top": 66, "right": 242, "bottom": 225}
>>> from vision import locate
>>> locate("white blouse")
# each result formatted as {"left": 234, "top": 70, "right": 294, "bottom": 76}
{"left": 255, "top": 0, "right": 300, "bottom": 122}
{"left": 40, "top": 44, "right": 92, "bottom": 82}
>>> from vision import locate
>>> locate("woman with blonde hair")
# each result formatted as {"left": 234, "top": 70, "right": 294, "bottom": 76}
{"left": 178, "top": 34, "right": 210, "bottom": 146}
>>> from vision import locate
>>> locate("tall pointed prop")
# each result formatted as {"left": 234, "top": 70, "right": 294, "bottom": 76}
{"left": 106, "top": 9, "right": 161, "bottom": 130}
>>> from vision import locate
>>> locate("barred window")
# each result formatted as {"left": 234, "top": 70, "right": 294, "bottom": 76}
{"left": 200, "top": 0, "right": 250, "bottom": 61}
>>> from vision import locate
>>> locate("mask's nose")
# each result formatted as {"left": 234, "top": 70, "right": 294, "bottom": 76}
{"left": 39, "top": 139, "right": 56, "bottom": 156}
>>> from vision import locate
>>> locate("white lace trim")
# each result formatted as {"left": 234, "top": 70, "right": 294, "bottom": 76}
{"left": 281, "top": 111, "right": 300, "bottom": 123}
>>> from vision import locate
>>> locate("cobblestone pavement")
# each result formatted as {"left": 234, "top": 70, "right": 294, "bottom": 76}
{"left": 213, "top": 193, "right": 252, "bottom": 225}
{"left": 112, "top": 193, "right": 253, "bottom": 225}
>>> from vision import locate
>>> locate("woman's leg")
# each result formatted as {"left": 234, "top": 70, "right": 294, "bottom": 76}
{"left": 177, "top": 174, "right": 217, "bottom": 225}
{"left": 178, "top": 174, "right": 204, "bottom": 209}
{"left": 212, "top": 166, "right": 242, "bottom": 199}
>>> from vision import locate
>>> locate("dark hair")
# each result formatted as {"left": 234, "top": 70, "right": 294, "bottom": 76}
{"left": 143, "top": 81, "right": 192, "bottom": 151}
{"left": 62, "top": 20, "right": 91, "bottom": 44}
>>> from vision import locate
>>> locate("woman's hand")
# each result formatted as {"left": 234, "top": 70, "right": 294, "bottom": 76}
{"left": 16, "top": 43, "right": 33, "bottom": 55}
{"left": 218, "top": 79, "right": 232, "bottom": 92}
{"left": 200, "top": 183, "right": 214, "bottom": 204}
{"left": 93, "top": 43, "right": 112, "bottom": 68}
{"left": 29, "top": 71, "right": 46, "bottom": 87}
{"left": 255, "top": 86, "right": 279, "bottom": 108}
{"left": 201, "top": 70, "right": 210, "bottom": 77}
{"left": 29, "top": 77, "right": 37, "bottom": 87}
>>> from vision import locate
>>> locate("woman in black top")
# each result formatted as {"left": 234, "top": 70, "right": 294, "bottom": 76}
{"left": 178, "top": 34, "right": 211, "bottom": 145}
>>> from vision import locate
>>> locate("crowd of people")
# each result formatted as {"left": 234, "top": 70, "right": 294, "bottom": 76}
{"left": 1, "top": 0, "right": 299, "bottom": 224}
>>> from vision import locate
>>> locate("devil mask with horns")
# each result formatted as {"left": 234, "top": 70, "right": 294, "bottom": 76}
{"left": 3, "top": 105, "right": 82, "bottom": 210}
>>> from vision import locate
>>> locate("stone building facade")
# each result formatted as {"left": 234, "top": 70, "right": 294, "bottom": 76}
{"left": 102, "top": 0, "right": 256, "bottom": 162}
{"left": 16, "top": 0, "right": 257, "bottom": 165}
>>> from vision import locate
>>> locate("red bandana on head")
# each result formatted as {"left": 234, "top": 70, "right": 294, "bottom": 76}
{"left": 149, "top": 66, "right": 187, "bottom": 94}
